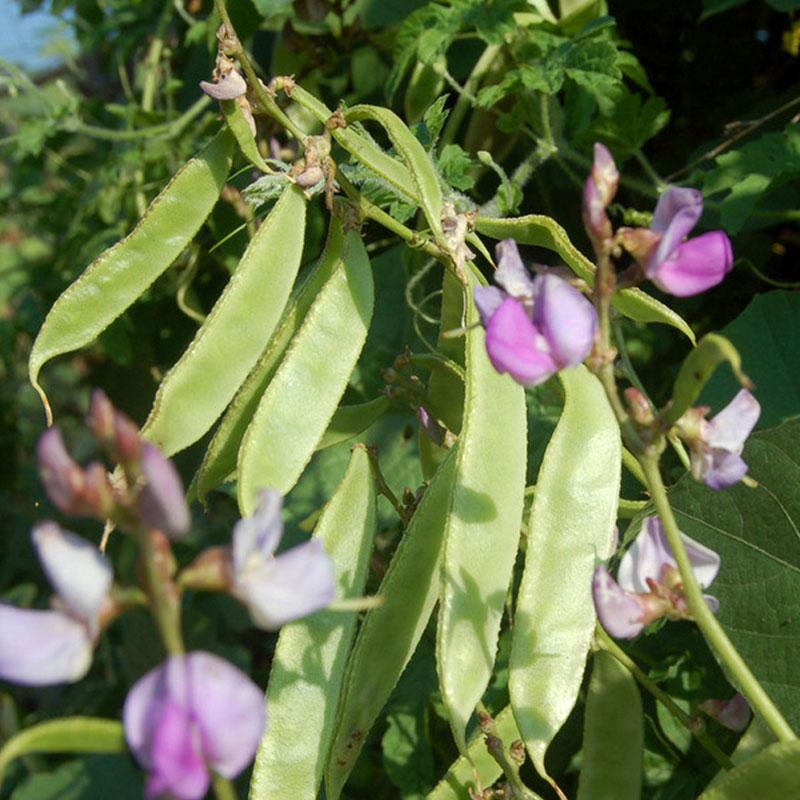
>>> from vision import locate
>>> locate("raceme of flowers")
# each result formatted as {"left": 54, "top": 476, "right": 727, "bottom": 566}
{"left": 473, "top": 239, "right": 598, "bottom": 387}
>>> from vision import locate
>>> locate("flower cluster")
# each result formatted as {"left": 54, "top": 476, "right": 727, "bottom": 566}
{"left": 473, "top": 239, "right": 597, "bottom": 386}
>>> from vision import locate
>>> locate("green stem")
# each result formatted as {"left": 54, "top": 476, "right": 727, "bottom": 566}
{"left": 639, "top": 454, "right": 797, "bottom": 743}
{"left": 622, "top": 447, "right": 647, "bottom": 488}
{"left": 618, "top": 498, "right": 648, "bottom": 518}
{"left": 596, "top": 627, "right": 735, "bottom": 771}
{"left": 633, "top": 148, "right": 666, "bottom": 191}
{"left": 142, "top": 0, "right": 174, "bottom": 113}
{"left": 211, "top": 773, "right": 237, "bottom": 800}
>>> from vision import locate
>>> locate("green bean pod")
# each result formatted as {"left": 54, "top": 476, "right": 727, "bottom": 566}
{"left": 221, "top": 99, "right": 272, "bottom": 173}
{"left": 509, "top": 365, "right": 621, "bottom": 788}
{"left": 436, "top": 266, "right": 528, "bottom": 754}
{"left": 325, "top": 447, "right": 459, "bottom": 800}
{"left": 195, "top": 221, "right": 345, "bottom": 500}
{"left": 237, "top": 228, "right": 374, "bottom": 515}
{"left": 576, "top": 650, "right": 643, "bottom": 800}
{"left": 474, "top": 214, "right": 696, "bottom": 343}
{"left": 316, "top": 396, "right": 392, "bottom": 451}
{"left": 141, "top": 185, "right": 307, "bottom": 456}
{"left": 29, "top": 130, "right": 235, "bottom": 423}
{"left": 248, "top": 445, "right": 376, "bottom": 800}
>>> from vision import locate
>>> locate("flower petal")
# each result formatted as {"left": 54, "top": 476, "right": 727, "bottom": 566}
{"left": 531, "top": 273, "right": 597, "bottom": 368}
{"left": 31, "top": 522, "right": 112, "bottom": 623}
{"left": 650, "top": 187, "right": 703, "bottom": 263}
{"left": 199, "top": 70, "right": 247, "bottom": 100}
{"left": 707, "top": 389, "right": 760, "bottom": 453}
{"left": 237, "top": 539, "right": 335, "bottom": 630}
{"left": 0, "top": 605, "right": 92, "bottom": 685}
{"left": 137, "top": 443, "right": 191, "bottom": 539}
{"left": 494, "top": 239, "right": 536, "bottom": 300}
{"left": 717, "top": 693, "right": 751, "bottom": 732}
{"left": 484, "top": 297, "right": 558, "bottom": 387}
{"left": 36, "top": 428, "right": 89, "bottom": 516}
{"left": 185, "top": 652, "right": 266, "bottom": 778}
{"left": 683, "top": 536, "right": 721, "bottom": 589}
{"left": 617, "top": 516, "right": 673, "bottom": 593}
{"left": 232, "top": 489, "right": 284, "bottom": 575}
{"left": 647, "top": 231, "right": 733, "bottom": 297}
{"left": 703, "top": 449, "right": 748, "bottom": 490}
{"left": 592, "top": 565, "right": 646, "bottom": 639}
{"left": 473, "top": 285, "right": 505, "bottom": 327}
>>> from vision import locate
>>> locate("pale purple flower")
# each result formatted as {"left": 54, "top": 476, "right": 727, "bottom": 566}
{"left": 474, "top": 240, "right": 597, "bottom": 387}
{"left": 593, "top": 516, "right": 720, "bottom": 639}
{"left": 136, "top": 443, "right": 191, "bottom": 538}
{"left": 645, "top": 187, "right": 733, "bottom": 296}
{"left": 232, "top": 490, "right": 335, "bottom": 629}
{"left": 199, "top": 70, "right": 247, "bottom": 100}
{"left": 681, "top": 390, "right": 761, "bottom": 490}
{"left": 0, "top": 523, "right": 112, "bottom": 685}
{"left": 124, "top": 652, "right": 265, "bottom": 800}
{"left": 699, "top": 692, "right": 752, "bottom": 732}
{"left": 582, "top": 143, "right": 618, "bottom": 247}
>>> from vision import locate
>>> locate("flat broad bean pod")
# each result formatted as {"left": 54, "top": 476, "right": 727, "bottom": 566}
{"left": 325, "top": 447, "right": 459, "bottom": 800}
{"left": 316, "top": 397, "right": 392, "bottom": 451}
{"left": 236, "top": 228, "right": 374, "bottom": 515}
{"left": 509, "top": 365, "right": 621, "bottom": 789}
{"left": 474, "top": 214, "right": 696, "bottom": 344}
{"left": 29, "top": 130, "right": 235, "bottom": 423}
{"left": 195, "top": 221, "right": 345, "bottom": 501}
{"left": 249, "top": 446, "right": 376, "bottom": 800}
{"left": 142, "top": 184, "right": 307, "bottom": 456}
{"left": 221, "top": 99, "right": 273, "bottom": 173}
{"left": 576, "top": 650, "right": 643, "bottom": 800}
{"left": 436, "top": 266, "right": 528, "bottom": 754}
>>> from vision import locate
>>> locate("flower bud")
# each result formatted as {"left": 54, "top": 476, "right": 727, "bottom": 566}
{"left": 136, "top": 444, "right": 191, "bottom": 538}
{"left": 37, "top": 429, "right": 95, "bottom": 518}
{"left": 87, "top": 389, "right": 115, "bottom": 444}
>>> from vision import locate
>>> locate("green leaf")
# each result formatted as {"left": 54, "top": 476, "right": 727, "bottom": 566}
{"left": 237, "top": 229, "right": 374, "bottom": 514}
{"left": 437, "top": 267, "right": 527, "bottom": 753}
{"left": 697, "top": 741, "right": 800, "bottom": 799}
{"left": 0, "top": 718, "right": 125, "bottom": 784}
{"left": 700, "top": 291, "right": 800, "bottom": 427}
{"left": 316, "top": 397, "right": 392, "bottom": 451}
{"left": 28, "top": 130, "right": 235, "bottom": 423}
{"left": 325, "top": 447, "right": 459, "bottom": 799}
{"left": 249, "top": 446, "right": 376, "bottom": 799}
{"left": 142, "top": 185, "right": 307, "bottom": 456}
{"left": 509, "top": 365, "right": 620, "bottom": 787}
{"left": 668, "top": 418, "right": 800, "bottom": 732}
{"left": 474, "top": 214, "right": 696, "bottom": 343}
{"left": 437, "top": 144, "right": 478, "bottom": 191}
{"left": 577, "top": 650, "right": 643, "bottom": 800}
{"left": 10, "top": 756, "right": 142, "bottom": 800}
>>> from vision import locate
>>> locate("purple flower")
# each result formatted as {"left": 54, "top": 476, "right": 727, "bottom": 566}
{"left": 199, "top": 70, "right": 247, "bottom": 101}
{"left": 0, "top": 523, "right": 112, "bottom": 685}
{"left": 699, "top": 693, "right": 752, "bottom": 732}
{"left": 232, "top": 490, "right": 336, "bottom": 629}
{"left": 474, "top": 240, "right": 597, "bottom": 387}
{"left": 593, "top": 516, "right": 720, "bottom": 639}
{"left": 136, "top": 443, "right": 191, "bottom": 539}
{"left": 582, "top": 143, "right": 619, "bottom": 248}
{"left": 679, "top": 389, "right": 761, "bottom": 490}
{"left": 124, "top": 652, "right": 265, "bottom": 800}
{"left": 645, "top": 187, "right": 734, "bottom": 297}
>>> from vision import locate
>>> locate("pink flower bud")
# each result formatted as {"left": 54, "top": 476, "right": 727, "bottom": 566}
{"left": 136, "top": 444, "right": 190, "bottom": 538}
{"left": 37, "top": 428, "right": 95, "bottom": 517}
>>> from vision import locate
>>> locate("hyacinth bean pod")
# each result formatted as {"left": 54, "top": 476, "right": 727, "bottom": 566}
{"left": 474, "top": 214, "right": 696, "bottom": 344}
{"left": 437, "top": 266, "right": 528, "bottom": 754}
{"left": 315, "top": 397, "right": 392, "bottom": 451}
{"left": 576, "top": 651, "right": 643, "bottom": 800}
{"left": 509, "top": 365, "right": 621, "bottom": 787}
{"left": 236, "top": 229, "right": 374, "bottom": 515}
{"left": 220, "top": 99, "right": 272, "bottom": 174}
{"left": 325, "top": 447, "right": 459, "bottom": 800}
{"left": 29, "top": 130, "right": 236, "bottom": 423}
{"left": 141, "top": 185, "right": 307, "bottom": 456}
{"left": 249, "top": 446, "right": 376, "bottom": 800}
{"left": 0, "top": 718, "right": 125, "bottom": 784}
{"left": 195, "top": 221, "right": 345, "bottom": 501}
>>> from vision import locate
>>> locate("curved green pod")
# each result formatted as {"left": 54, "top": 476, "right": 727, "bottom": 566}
{"left": 316, "top": 396, "right": 391, "bottom": 451}
{"left": 237, "top": 229, "right": 374, "bottom": 515}
{"left": 195, "top": 221, "right": 345, "bottom": 500}
{"left": 141, "top": 185, "right": 307, "bottom": 456}
{"left": 325, "top": 447, "right": 459, "bottom": 800}
{"left": 508, "top": 365, "right": 621, "bottom": 789}
{"left": 248, "top": 446, "right": 376, "bottom": 800}
{"left": 29, "top": 130, "right": 235, "bottom": 423}
{"left": 576, "top": 650, "right": 643, "bottom": 800}
{"left": 474, "top": 214, "right": 696, "bottom": 343}
{"left": 436, "top": 266, "right": 528, "bottom": 754}
{"left": 221, "top": 99, "right": 272, "bottom": 173}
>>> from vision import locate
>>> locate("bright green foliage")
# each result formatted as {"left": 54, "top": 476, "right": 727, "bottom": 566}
{"left": 249, "top": 446, "right": 376, "bottom": 799}
{"left": 509, "top": 365, "right": 620, "bottom": 786}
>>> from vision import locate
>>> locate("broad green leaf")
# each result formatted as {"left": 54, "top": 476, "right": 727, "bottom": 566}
{"left": 437, "top": 267, "right": 527, "bottom": 753}
{"left": 249, "top": 446, "right": 376, "bottom": 799}
{"left": 195, "top": 221, "right": 344, "bottom": 500}
{"left": 0, "top": 718, "right": 125, "bottom": 784}
{"left": 142, "top": 185, "right": 307, "bottom": 456}
{"left": 10, "top": 756, "right": 142, "bottom": 800}
{"left": 474, "top": 214, "right": 696, "bottom": 343}
{"left": 316, "top": 397, "right": 391, "bottom": 450}
{"left": 325, "top": 447, "right": 459, "bottom": 799}
{"left": 345, "top": 104, "right": 444, "bottom": 240}
{"left": 700, "top": 291, "right": 800, "bottom": 427}
{"left": 697, "top": 740, "right": 800, "bottom": 799}
{"left": 29, "top": 130, "right": 235, "bottom": 423}
{"left": 237, "top": 230, "right": 374, "bottom": 514}
{"left": 221, "top": 99, "right": 272, "bottom": 173}
{"left": 577, "top": 650, "right": 643, "bottom": 800}
{"left": 509, "top": 365, "right": 621, "bottom": 786}
{"left": 668, "top": 418, "right": 800, "bottom": 731}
